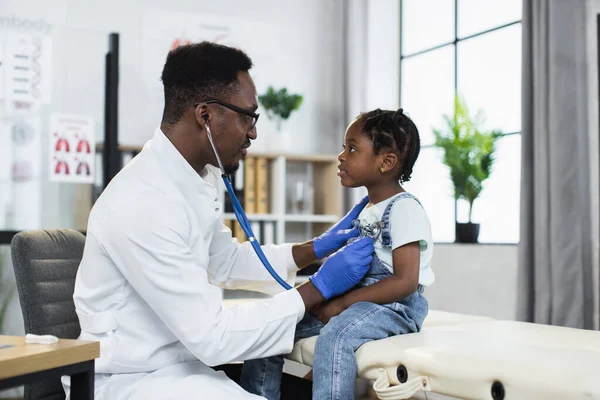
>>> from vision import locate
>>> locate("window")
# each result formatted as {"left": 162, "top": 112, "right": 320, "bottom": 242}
{"left": 400, "top": 0, "right": 522, "bottom": 243}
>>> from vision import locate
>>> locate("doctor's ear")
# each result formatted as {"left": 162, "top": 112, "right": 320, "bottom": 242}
{"left": 194, "top": 104, "right": 210, "bottom": 126}
{"left": 202, "top": 114, "right": 210, "bottom": 132}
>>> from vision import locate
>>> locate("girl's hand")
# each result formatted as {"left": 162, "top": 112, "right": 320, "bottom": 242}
{"left": 315, "top": 298, "right": 347, "bottom": 324}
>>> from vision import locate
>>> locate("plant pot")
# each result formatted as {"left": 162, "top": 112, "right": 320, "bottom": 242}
{"left": 455, "top": 222, "right": 480, "bottom": 243}
{"left": 265, "top": 130, "right": 294, "bottom": 153}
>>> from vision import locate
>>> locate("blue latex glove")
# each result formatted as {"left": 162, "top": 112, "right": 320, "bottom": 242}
{"left": 309, "top": 236, "right": 374, "bottom": 300}
{"left": 312, "top": 196, "right": 369, "bottom": 259}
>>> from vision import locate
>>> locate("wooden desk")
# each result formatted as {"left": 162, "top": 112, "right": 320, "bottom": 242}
{"left": 0, "top": 335, "right": 99, "bottom": 399}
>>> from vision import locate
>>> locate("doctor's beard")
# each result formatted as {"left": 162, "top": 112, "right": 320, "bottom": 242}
{"left": 223, "top": 139, "right": 250, "bottom": 174}
{"left": 223, "top": 162, "right": 239, "bottom": 175}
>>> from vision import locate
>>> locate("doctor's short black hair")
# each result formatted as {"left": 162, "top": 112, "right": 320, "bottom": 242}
{"left": 160, "top": 41, "right": 253, "bottom": 125}
{"left": 357, "top": 108, "right": 420, "bottom": 183}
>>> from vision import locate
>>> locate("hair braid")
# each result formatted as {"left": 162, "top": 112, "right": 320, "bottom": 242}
{"left": 357, "top": 108, "right": 421, "bottom": 182}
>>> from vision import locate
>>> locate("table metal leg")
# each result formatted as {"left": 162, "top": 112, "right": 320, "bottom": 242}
{"left": 70, "top": 360, "right": 95, "bottom": 400}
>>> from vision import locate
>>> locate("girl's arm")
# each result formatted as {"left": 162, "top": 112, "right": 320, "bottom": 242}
{"left": 315, "top": 241, "right": 421, "bottom": 323}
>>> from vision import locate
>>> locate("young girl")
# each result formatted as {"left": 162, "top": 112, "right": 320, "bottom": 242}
{"left": 240, "top": 108, "right": 434, "bottom": 400}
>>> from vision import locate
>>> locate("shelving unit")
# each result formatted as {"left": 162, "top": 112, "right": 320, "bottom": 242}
{"left": 222, "top": 152, "right": 343, "bottom": 245}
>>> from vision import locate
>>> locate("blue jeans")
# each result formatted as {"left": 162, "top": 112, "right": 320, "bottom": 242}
{"left": 240, "top": 260, "right": 428, "bottom": 400}
{"left": 239, "top": 289, "right": 427, "bottom": 400}
{"left": 240, "top": 192, "right": 429, "bottom": 399}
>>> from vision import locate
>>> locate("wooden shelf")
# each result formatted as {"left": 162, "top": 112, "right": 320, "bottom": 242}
{"left": 220, "top": 152, "right": 343, "bottom": 246}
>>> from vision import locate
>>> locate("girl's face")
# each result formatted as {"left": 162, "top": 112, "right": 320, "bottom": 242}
{"left": 337, "top": 120, "right": 383, "bottom": 188}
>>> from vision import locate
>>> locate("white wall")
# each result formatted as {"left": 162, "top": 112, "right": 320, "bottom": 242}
{"left": 426, "top": 244, "right": 519, "bottom": 320}
{"left": 365, "top": 0, "right": 400, "bottom": 110}
{"left": 3, "top": 0, "right": 346, "bottom": 152}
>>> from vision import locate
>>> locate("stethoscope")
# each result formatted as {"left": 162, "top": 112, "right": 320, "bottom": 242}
{"left": 204, "top": 119, "right": 292, "bottom": 290}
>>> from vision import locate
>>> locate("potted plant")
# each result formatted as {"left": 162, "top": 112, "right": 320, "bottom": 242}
{"left": 258, "top": 86, "right": 303, "bottom": 132}
{"left": 433, "top": 95, "right": 502, "bottom": 243}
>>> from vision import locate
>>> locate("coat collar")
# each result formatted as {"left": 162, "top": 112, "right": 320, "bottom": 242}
{"left": 148, "top": 128, "right": 219, "bottom": 199}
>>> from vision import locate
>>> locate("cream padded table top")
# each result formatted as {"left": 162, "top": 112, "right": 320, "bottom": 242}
{"left": 293, "top": 320, "right": 600, "bottom": 400}
{"left": 286, "top": 310, "right": 493, "bottom": 366}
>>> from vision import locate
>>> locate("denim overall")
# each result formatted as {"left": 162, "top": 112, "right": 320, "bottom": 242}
{"left": 352, "top": 191, "right": 429, "bottom": 330}
{"left": 240, "top": 192, "right": 430, "bottom": 400}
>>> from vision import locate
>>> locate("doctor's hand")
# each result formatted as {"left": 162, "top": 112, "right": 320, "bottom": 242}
{"left": 309, "top": 236, "right": 374, "bottom": 300}
{"left": 312, "top": 196, "right": 369, "bottom": 259}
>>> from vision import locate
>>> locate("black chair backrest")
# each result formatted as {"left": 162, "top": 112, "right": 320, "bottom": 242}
{"left": 11, "top": 229, "right": 85, "bottom": 400}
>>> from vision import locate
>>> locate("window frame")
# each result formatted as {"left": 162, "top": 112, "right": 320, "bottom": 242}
{"left": 399, "top": 0, "right": 522, "bottom": 244}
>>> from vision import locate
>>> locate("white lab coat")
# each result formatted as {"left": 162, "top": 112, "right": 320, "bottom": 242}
{"left": 64, "top": 128, "right": 305, "bottom": 399}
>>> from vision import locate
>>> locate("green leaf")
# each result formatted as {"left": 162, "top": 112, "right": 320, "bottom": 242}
{"left": 258, "top": 86, "right": 304, "bottom": 126}
{"left": 432, "top": 94, "right": 502, "bottom": 222}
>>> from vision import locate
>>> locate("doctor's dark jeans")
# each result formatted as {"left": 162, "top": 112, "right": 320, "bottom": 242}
{"left": 239, "top": 267, "right": 428, "bottom": 399}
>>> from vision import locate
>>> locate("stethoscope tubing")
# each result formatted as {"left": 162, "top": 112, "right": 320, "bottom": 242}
{"left": 206, "top": 121, "right": 292, "bottom": 290}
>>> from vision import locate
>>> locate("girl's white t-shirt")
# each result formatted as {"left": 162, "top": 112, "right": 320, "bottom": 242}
{"left": 357, "top": 194, "right": 435, "bottom": 286}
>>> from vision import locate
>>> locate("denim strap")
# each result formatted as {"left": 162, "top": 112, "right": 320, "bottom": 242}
{"left": 380, "top": 192, "right": 423, "bottom": 247}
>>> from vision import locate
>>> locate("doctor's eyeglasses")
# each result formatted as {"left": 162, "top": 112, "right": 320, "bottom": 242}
{"left": 196, "top": 99, "right": 260, "bottom": 130}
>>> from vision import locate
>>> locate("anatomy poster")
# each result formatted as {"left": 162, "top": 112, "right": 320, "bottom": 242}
{"left": 49, "top": 113, "right": 95, "bottom": 183}
{"left": 3, "top": 32, "right": 53, "bottom": 109}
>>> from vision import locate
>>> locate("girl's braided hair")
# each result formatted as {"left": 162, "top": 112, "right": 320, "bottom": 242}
{"left": 356, "top": 108, "right": 420, "bottom": 183}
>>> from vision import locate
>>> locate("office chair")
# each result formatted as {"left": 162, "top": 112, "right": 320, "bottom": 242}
{"left": 11, "top": 229, "right": 85, "bottom": 400}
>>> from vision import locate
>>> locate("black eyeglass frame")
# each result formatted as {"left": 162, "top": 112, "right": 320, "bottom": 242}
{"left": 195, "top": 99, "right": 260, "bottom": 129}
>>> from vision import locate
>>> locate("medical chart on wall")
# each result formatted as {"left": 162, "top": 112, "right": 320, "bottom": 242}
{"left": 48, "top": 113, "right": 95, "bottom": 183}
{"left": 2, "top": 32, "right": 53, "bottom": 113}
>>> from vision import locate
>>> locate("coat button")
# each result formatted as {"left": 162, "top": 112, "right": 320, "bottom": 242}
{"left": 215, "top": 208, "right": 220, "bottom": 212}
